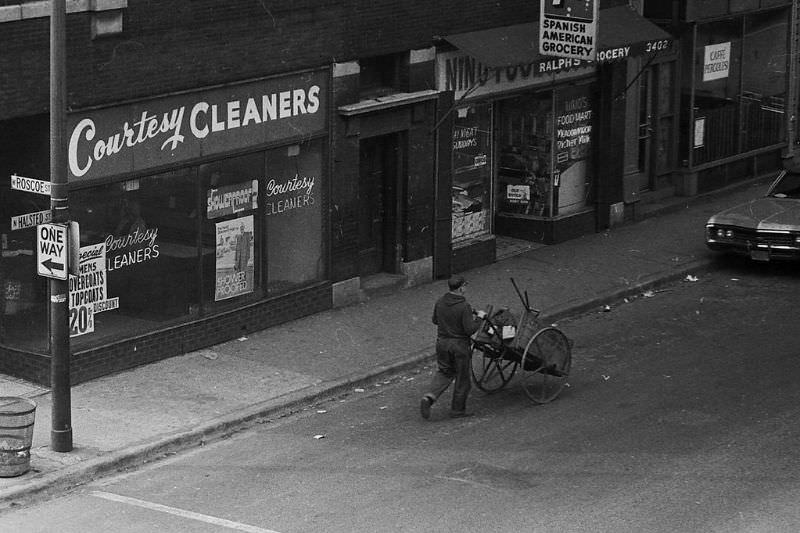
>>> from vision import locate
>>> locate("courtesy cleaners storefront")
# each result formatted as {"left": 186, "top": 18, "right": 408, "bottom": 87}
{"left": 0, "top": 68, "right": 331, "bottom": 383}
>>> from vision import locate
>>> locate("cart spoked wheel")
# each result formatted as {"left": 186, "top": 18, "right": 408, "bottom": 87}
{"left": 519, "top": 327, "right": 572, "bottom": 404}
{"left": 471, "top": 341, "right": 517, "bottom": 393}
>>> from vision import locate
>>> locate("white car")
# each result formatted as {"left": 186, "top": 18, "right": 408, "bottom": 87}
{"left": 706, "top": 168, "right": 800, "bottom": 261}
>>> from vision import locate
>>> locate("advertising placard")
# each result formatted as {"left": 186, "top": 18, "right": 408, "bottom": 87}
{"left": 214, "top": 215, "right": 254, "bottom": 301}
{"left": 207, "top": 180, "right": 259, "bottom": 219}
{"left": 506, "top": 184, "right": 531, "bottom": 204}
{"left": 694, "top": 117, "right": 706, "bottom": 148}
{"left": 540, "top": 0, "right": 598, "bottom": 61}
{"left": 68, "top": 242, "right": 107, "bottom": 337}
{"left": 703, "top": 42, "right": 730, "bottom": 82}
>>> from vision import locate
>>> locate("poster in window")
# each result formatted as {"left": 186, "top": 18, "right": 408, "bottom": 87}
{"left": 215, "top": 215, "right": 254, "bottom": 301}
{"left": 68, "top": 242, "right": 113, "bottom": 337}
{"left": 207, "top": 180, "right": 259, "bottom": 219}
{"left": 694, "top": 117, "right": 706, "bottom": 148}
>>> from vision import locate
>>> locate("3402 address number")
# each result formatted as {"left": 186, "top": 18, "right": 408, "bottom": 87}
{"left": 646, "top": 40, "right": 671, "bottom": 52}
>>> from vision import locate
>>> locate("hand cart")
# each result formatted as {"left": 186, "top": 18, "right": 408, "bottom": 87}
{"left": 471, "top": 278, "right": 572, "bottom": 404}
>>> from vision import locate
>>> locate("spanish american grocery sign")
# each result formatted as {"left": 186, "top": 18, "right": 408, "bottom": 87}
{"left": 540, "top": 0, "right": 598, "bottom": 61}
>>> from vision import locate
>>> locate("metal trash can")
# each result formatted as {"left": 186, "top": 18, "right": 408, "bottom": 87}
{"left": 0, "top": 397, "right": 37, "bottom": 477}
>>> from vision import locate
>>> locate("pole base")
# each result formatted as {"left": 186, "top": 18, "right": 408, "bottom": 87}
{"left": 51, "top": 428, "right": 73, "bottom": 453}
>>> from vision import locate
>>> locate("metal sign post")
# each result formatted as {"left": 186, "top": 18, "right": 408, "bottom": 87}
{"left": 50, "top": 0, "right": 72, "bottom": 453}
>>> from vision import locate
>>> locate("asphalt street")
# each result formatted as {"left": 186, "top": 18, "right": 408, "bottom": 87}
{"left": 0, "top": 175, "right": 778, "bottom": 511}
{"left": 1, "top": 258, "right": 799, "bottom": 532}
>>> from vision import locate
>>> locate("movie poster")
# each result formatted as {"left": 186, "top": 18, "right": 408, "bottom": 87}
{"left": 215, "top": 215, "right": 254, "bottom": 301}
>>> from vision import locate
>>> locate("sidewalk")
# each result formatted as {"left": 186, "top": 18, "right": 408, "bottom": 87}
{"left": 0, "top": 176, "right": 771, "bottom": 508}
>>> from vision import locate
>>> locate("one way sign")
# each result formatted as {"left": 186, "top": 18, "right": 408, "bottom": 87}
{"left": 37, "top": 222, "right": 69, "bottom": 280}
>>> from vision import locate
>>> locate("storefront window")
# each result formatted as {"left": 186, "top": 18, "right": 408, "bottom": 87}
{"left": 264, "top": 139, "right": 324, "bottom": 294}
{"left": 554, "top": 85, "right": 593, "bottom": 215}
{"left": 200, "top": 153, "right": 264, "bottom": 310}
{"left": 688, "top": 8, "right": 788, "bottom": 165}
{"left": 497, "top": 93, "right": 554, "bottom": 217}
{"left": 0, "top": 201, "right": 48, "bottom": 352}
{"left": 692, "top": 19, "right": 741, "bottom": 165}
{"left": 741, "top": 10, "right": 787, "bottom": 151}
{"left": 67, "top": 143, "right": 324, "bottom": 345}
{"left": 451, "top": 104, "right": 492, "bottom": 243}
{"left": 0, "top": 116, "right": 49, "bottom": 352}
{"left": 71, "top": 167, "right": 201, "bottom": 344}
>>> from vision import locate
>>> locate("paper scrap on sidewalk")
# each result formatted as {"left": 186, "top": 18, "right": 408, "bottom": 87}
{"left": 354, "top": 388, "right": 365, "bottom": 393}
{"left": 602, "top": 374, "right": 610, "bottom": 381}
{"left": 316, "top": 410, "right": 327, "bottom": 414}
{"left": 684, "top": 274, "right": 699, "bottom": 282}
{"left": 642, "top": 290, "right": 655, "bottom": 298}
{"left": 313, "top": 434, "right": 326, "bottom": 440}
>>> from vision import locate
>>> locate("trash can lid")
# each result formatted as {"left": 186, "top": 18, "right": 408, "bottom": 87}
{"left": 0, "top": 397, "right": 36, "bottom": 415}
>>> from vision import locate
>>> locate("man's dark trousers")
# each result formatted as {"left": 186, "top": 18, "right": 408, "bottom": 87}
{"left": 426, "top": 337, "right": 472, "bottom": 413}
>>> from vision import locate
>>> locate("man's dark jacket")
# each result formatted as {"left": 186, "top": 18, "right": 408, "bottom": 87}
{"left": 432, "top": 292, "right": 481, "bottom": 340}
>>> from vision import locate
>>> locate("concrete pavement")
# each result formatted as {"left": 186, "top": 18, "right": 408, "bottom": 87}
{"left": 0, "top": 176, "right": 772, "bottom": 509}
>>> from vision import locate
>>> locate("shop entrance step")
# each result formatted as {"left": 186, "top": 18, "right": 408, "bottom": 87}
{"left": 361, "top": 273, "right": 408, "bottom": 300}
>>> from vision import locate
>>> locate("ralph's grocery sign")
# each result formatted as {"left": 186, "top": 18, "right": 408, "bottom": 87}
{"left": 66, "top": 70, "right": 328, "bottom": 183}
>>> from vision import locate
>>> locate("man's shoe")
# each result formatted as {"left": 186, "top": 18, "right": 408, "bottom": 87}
{"left": 420, "top": 396, "right": 433, "bottom": 420}
{"left": 449, "top": 411, "right": 474, "bottom": 419}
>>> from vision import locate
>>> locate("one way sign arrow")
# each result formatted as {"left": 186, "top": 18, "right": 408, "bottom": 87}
{"left": 41, "top": 257, "right": 65, "bottom": 273}
{"left": 37, "top": 222, "right": 69, "bottom": 280}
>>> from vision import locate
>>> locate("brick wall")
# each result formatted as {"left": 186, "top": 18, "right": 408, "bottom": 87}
{"left": 452, "top": 238, "right": 495, "bottom": 274}
{"left": 0, "top": 282, "right": 331, "bottom": 386}
{"left": 405, "top": 112, "right": 436, "bottom": 262}
{"left": 0, "top": 0, "right": 540, "bottom": 119}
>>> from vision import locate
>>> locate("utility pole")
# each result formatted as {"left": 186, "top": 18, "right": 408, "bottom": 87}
{"left": 50, "top": 0, "right": 72, "bottom": 453}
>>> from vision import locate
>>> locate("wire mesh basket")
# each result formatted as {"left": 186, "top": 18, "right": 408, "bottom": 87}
{"left": 0, "top": 397, "right": 37, "bottom": 477}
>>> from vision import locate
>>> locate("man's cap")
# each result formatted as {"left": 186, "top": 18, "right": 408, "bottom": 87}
{"left": 448, "top": 275, "right": 467, "bottom": 290}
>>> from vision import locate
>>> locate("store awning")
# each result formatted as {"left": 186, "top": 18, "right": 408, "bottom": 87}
{"left": 442, "top": 5, "right": 673, "bottom": 68}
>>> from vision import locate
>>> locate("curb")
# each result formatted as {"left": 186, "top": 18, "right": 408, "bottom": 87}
{"left": 541, "top": 258, "right": 714, "bottom": 324}
{"left": 0, "top": 347, "right": 438, "bottom": 510}
{"left": 0, "top": 257, "right": 716, "bottom": 510}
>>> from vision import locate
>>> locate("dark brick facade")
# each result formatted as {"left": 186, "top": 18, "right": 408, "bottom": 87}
{"left": 0, "top": 0, "right": 643, "bottom": 384}
{"left": 0, "top": 283, "right": 330, "bottom": 385}
{"left": 0, "top": 0, "right": 544, "bottom": 120}
{"left": 452, "top": 238, "right": 495, "bottom": 274}
{"left": 330, "top": 63, "right": 438, "bottom": 281}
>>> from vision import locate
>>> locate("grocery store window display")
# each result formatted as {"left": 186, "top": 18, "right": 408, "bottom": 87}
{"left": 496, "top": 93, "right": 554, "bottom": 218}
{"left": 451, "top": 103, "right": 492, "bottom": 243}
